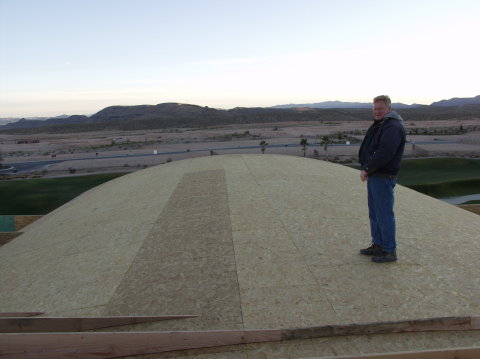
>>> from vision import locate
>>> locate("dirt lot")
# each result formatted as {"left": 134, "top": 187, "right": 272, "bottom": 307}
{"left": 1, "top": 118, "right": 479, "bottom": 178}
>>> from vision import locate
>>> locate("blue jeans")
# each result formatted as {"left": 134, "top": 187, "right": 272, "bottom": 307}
{"left": 367, "top": 175, "right": 397, "bottom": 252}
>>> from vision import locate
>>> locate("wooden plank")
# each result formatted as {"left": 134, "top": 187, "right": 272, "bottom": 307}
{"left": 315, "top": 347, "right": 480, "bottom": 359}
{"left": 0, "top": 315, "right": 198, "bottom": 333}
{"left": 0, "top": 312, "right": 44, "bottom": 318}
{"left": 471, "top": 316, "right": 480, "bottom": 330}
{"left": 0, "top": 329, "right": 282, "bottom": 359}
{"left": 281, "top": 316, "right": 472, "bottom": 340}
{"left": 0, "top": 232, "right": 22, "bottom": 247}
{"left": 0, "top": 316, "right": 478, "bottom": 358}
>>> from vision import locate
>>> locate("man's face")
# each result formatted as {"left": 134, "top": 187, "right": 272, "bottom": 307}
{"left": 373, "top": 101, "right": 390, "bottom": 120}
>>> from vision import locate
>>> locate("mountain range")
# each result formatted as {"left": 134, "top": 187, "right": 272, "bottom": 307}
{"left": 1, "top": 95, "right": 479, "bottom": 133}
{"left": 272, "top": 101, "right": 420, "bottom": 109}
{"left": 429, "top": 95, "right": 480, "bottom": 107}
{"left": 272, "top": 95, "right": 480, "bottom": 109}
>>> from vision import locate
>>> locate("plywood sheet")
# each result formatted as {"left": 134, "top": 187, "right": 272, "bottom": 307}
{"left": 103, "top": 170, "right": 243, "bottom": 331}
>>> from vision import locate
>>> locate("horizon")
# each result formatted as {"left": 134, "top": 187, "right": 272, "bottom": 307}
{"left": 0, "top": 96, "right": 428, "bottom": 119}
{"left": 1, "top": 0, "right": 479, "bottom": 118}
{"left": 0, "top": 96, "right": 453, "bottom": 120}
{"left": 1, "top": 95, "right": 479, "bottom": 120}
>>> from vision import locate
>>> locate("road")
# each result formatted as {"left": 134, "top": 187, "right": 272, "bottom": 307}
{"left": 0, "top": 142, "right": 332, "bottom": 174}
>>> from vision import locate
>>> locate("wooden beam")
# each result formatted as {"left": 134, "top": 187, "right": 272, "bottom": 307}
{"left": 0, "top": 312, "right": 44, "bottom": 318}
{"left": 0, "top": 329, "right": 282, "bottom": 359}
{"left": 0, "top": 315, "right": 198, "bottom": 333}
{"left": 0, "top": 316, "right": 478, "bottom": 359}
{"left": 315, "top": 347, "right": 480, "bottom": 359}
{"left": 281, "top": 316, "right": 472, "bottom": 340}
{"left": 0, "top": 232, "right": 22, "bottom": 247}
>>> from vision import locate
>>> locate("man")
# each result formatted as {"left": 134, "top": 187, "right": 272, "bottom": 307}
{"left": 358, "top": 95, "right": 406, "bottom": 263}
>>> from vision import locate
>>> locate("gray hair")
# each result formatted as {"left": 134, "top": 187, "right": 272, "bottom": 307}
{"left": 374, "top": 95, "right": 392, "bottom": 108}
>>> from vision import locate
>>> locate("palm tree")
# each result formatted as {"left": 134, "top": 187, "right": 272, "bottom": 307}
{"left": 259, "top": 140, "right": 268, "bottom": 154}
{"left": 320, "top": 136, "right": 331, "bottom": 160}
{"left": 300, "top": 138, "right": 309, "bottom": 157}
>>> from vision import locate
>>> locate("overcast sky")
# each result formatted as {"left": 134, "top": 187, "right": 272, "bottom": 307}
{"left": 1, "top": 0, "right": 479, "bottom": 117}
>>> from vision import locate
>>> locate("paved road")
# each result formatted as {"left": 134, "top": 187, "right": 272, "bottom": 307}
{"left": 1, "top": 151, "right": 191, "bottom": 174}
{"left": 440, "top": 193, "right": 480, "bottom": 205}
{"left": 0, "top": 142, "right": 345, "bottom": 174}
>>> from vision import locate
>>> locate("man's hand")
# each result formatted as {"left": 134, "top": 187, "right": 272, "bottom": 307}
{"left": 360, "top": 170, "right": 368, "bottom": 182}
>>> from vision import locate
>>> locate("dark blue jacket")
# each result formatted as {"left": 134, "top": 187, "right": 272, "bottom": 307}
{"left": 359, "top": 111, "right": 406, "bottom": 176}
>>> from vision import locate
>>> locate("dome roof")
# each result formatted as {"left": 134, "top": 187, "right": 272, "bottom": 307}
{"left": 1, "top": 154, "right": 479, "bottom": 357}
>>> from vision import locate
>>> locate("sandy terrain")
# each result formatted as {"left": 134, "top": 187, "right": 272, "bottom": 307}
{"left": 1, "top": 118, "right": 479, "bottom": 178}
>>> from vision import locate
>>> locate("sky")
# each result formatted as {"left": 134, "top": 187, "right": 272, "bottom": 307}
{"left": 1, "top": 0, "right": 479, "bottom": 118}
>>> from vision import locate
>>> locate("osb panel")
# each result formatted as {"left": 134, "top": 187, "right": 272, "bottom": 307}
{"left": 0, "top": 163, "right": 186, "bottom": 315}
{"left": 103, "top": 169, "right": 244, "bottom": 331}
{"left": 308, "top": 263, "right": 476, "bottom": 324}
{"left": 225, "top": 155, "right": 480, "bottom": 330}
{"left": 239, "top": 285, "right": 339, "bottom": 329}
{"left": 0, "top": 241, "right": 141, "bottom": 314}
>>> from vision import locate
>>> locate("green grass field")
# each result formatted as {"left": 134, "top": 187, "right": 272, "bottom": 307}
{"left": 397, "top": 158, "right": 480, "bottom": 184}
{"left": 397, "top": 158, "right": 480, "bottom": 198}
{"left": 347, "top": 157, "right": 480, "bottom": 201}
{"left": 0, "top": 173, "right": 126, "bottom": 215}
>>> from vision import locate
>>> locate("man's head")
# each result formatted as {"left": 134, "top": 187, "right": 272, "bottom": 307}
{"left": 373, "top": 95, "right": 392, "bottom": 120}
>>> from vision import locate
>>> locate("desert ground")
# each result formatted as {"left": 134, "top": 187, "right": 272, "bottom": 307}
{"left": 1, "top": 118, "right": 479, "bottom": 178}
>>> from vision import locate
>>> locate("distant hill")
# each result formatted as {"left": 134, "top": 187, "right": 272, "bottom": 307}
{"left": 0, "top": 115, "right": 69, "bottom": 126}
{"left": 430, "top": 95, "right": 480, "bottom": 107}
{"left": 0, "top": 103, "right": 372, "bottom": 133}
{"left": 0, "top": 115, "right": 89, "bottom": 130}
{"left": 0, "top": 119, "right": 15, "bottom": 126}
{"left": 1, "top": 96, "right": 479, "bottom": 134}
{"left": 272, "top": 101, "right": 420, "bottom": 109}
{"left": 272, "top": 96, "right": 480, "bottom": 109}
